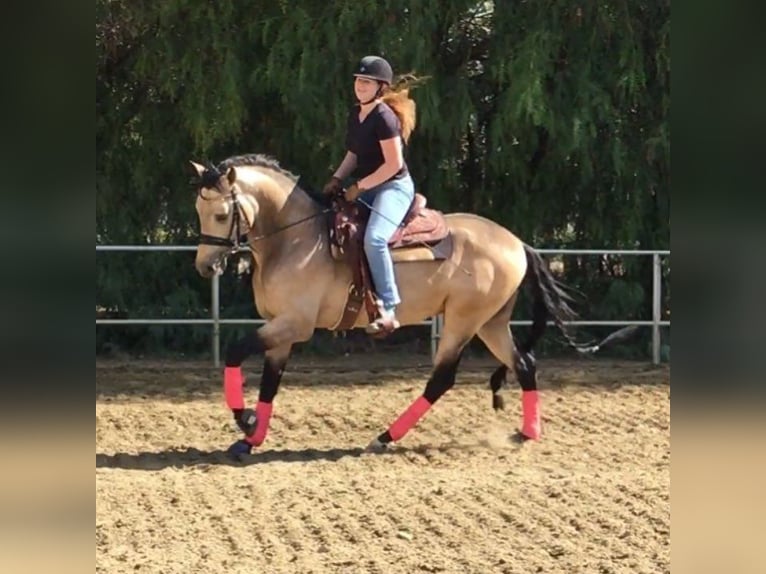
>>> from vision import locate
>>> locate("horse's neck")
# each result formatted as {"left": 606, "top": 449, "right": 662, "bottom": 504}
{"left": 245, "top": 181, "right": 325, "bottom": 260}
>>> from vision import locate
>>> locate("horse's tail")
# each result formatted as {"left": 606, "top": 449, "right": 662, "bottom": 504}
{"left": 520, "top": 244, "right": 638, "bottom": 354}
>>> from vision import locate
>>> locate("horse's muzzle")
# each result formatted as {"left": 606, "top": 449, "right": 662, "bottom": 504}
{"left": 195, "top": 252, "right": 228, "bottom": 278}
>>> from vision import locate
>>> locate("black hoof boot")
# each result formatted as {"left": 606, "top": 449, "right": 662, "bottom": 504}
{"left": 226, "top": 439, "right": 252, "bottom": 459}
{"left": 234, "top": 408, "right": 257, "bottom": 436}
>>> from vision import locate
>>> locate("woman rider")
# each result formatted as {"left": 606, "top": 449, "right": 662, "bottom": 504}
{"left": 323, "top": 55, "right": 419, "bottom": 335}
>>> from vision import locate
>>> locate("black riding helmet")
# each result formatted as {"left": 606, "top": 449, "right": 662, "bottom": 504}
{"left": 353, "top": 55, "right": 394, "bottom": 85}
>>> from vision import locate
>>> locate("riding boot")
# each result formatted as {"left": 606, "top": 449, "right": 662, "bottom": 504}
{"left": 366, "top": 300, "right": 400, "bottom": 335}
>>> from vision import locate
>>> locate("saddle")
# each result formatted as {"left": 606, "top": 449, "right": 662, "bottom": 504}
{"left": 328, "top": 193, "right": 453, "bottom": 333}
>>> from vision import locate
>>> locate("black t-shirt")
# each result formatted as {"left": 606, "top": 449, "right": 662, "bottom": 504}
{"left": 345, "top": 102, "right": 408, "bottom": 181}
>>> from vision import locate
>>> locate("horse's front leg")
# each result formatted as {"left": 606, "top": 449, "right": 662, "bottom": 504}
{"left": 221, "top": 316, "right": 310, "bottom": 458}
{"left": 225, "top": 344, "right": 292, "bottom": 458}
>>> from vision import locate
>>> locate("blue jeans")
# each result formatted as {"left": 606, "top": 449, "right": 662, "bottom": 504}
{"left": 357, "top": 175, "right": 415, "bottom": 310}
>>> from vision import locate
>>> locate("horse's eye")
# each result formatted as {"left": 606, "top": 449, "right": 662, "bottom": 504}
{"left": 214, "top": 213, "right": 228, "bottom": 223}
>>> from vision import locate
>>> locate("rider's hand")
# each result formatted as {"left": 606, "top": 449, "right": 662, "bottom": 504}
{"left": 345, "top": 183, "right": 364, "bottom": 201}
{"left": 322, "top": 176, "right": 342, "bottom": 196}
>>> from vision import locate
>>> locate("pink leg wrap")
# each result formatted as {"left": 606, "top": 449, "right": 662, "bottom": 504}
{"left": 245, "top": 401, "right": 273, "bottom": 446}
{"left": 389, "top": 396, "right": 432, "bottom": 442}
{"left": 521, "top": 390, "right": 541, "bottom": 440}
{"left": 223, "top": 367, "right": 245, "bottom": 410}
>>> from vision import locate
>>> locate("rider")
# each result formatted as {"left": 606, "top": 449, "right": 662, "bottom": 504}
{"left": 323, "top": 55, "right": 418, "bottom": 334}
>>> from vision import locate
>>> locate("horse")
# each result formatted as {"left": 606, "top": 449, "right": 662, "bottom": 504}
{"left": 190, "top": 154, "right": 626, "bottom": 457}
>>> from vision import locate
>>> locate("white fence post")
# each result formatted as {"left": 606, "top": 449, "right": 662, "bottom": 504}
{"left": 652, "top": 253, "right": 662, "bottom": 365}
{"left": 212, "top": 274, "right": 221, "bottom": 368}
{"left": 430, "top": 314, "right": 443, "bottom": 359}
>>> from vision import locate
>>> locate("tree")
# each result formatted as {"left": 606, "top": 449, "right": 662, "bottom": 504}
{"left": 96, "top": 0, "right": 670, "bottom": 357}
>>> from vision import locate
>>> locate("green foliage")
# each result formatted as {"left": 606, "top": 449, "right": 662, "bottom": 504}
{"left": 96, "top": 0, "right": 670, "bottom": 359}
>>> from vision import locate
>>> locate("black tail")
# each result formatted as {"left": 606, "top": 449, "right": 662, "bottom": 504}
{"left": 520, "top": 244, "right": 638, "bottom": 354}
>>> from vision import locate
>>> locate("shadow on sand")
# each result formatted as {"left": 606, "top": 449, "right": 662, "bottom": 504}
{"left": 96, "top": 434, "right": 530, "bottom": 471}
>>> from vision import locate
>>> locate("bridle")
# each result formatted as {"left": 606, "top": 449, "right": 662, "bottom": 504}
{"left": 197, "top": 182, "right": 332, "bottom": 253}
{"left": 197, "top": 183, "right": 252, "bottom": 252}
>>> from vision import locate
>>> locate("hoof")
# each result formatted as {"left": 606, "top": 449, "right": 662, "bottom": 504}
{"left": 510, "top": 431, "right": 530, "bottom": 444}
{"left": 511, "top": 429, "right": 540, "bottom": 443}
{"left": 226, "top": 439, "right": 252, "bottom": 459}
{"left": 365, "top": 437, "right": 388, "bottom": 453}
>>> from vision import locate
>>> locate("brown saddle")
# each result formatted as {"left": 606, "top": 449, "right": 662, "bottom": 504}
{"left": 328, "top": 193, "right": 452, "bottom": 333}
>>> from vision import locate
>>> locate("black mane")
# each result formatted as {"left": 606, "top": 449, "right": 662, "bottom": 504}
{"left": 196, "top": 153, "right": 325, "bottom": 205}
{"left": 216, "top": 154, "right": 299, "bottom": 181}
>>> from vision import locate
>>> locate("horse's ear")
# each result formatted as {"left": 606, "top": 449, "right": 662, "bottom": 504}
{"left": 189, "top": 161, "right": 206, "bottom": 177}
{"left": 226, "top": 166, "right": 237, "bottom": 186}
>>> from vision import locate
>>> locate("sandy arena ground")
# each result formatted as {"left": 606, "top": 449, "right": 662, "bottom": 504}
{"left": 96, "top": 355, "right": 670, "bottom": 573}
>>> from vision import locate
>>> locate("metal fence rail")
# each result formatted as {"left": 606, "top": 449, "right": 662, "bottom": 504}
{"left": 97, "top": 246, "right": 670, "bottom": 366}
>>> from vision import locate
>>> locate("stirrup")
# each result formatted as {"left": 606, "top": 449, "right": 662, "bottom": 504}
{"left": 365, "top": 314, "right": 400, "bottom": 335}
{"left": 365, "top": 316, "right": 400, "bottom": 335}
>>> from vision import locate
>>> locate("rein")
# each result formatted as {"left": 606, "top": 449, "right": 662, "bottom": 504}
{"left": 249, "top": 209, "right": 332, "bottom": 243}
{"left": 197, "top": 184, "right": 331, "bottom": 252}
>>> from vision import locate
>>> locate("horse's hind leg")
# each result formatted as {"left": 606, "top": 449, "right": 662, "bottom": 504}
{"left": 477, "top": 311, "right": 541, "bottom": 440}
{"left": 478, "top": 296, "right": 517, "bottom": 412}
{"left": 368, "top": 327, "right": 472, "bottom": 451}
{"left": 489, "top": 365, "right": 509, "bottom": 411}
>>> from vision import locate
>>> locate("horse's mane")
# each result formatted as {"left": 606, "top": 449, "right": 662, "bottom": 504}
{"left": 216, "top": 154, "right": 299, "bottom": 182}
{"left": 197, "top": 153, "right": 325, "bottom": 206}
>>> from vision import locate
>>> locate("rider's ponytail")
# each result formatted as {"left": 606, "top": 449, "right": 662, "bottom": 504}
{"left": 381, "top": 74, "right": 427, "bottom": 144}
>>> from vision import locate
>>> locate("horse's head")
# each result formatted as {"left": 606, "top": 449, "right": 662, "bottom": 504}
{"left": 190, "top": 160, "right": 258, "bottom": 278}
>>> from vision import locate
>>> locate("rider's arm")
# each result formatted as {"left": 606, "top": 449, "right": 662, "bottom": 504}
{"left": 357, "top": 136, "right": 404, "bottom": 190}
{"left": 333, "top": 151, "right": 357, "bottom": 180}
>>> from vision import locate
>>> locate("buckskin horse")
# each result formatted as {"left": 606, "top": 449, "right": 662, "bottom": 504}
{"left": 191, "top": 154, "right": 627, "bottom": 458}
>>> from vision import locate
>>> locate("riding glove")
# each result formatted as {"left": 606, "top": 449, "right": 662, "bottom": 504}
{"left": 322, "top": 176, "right": 343, "bottom": 196}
